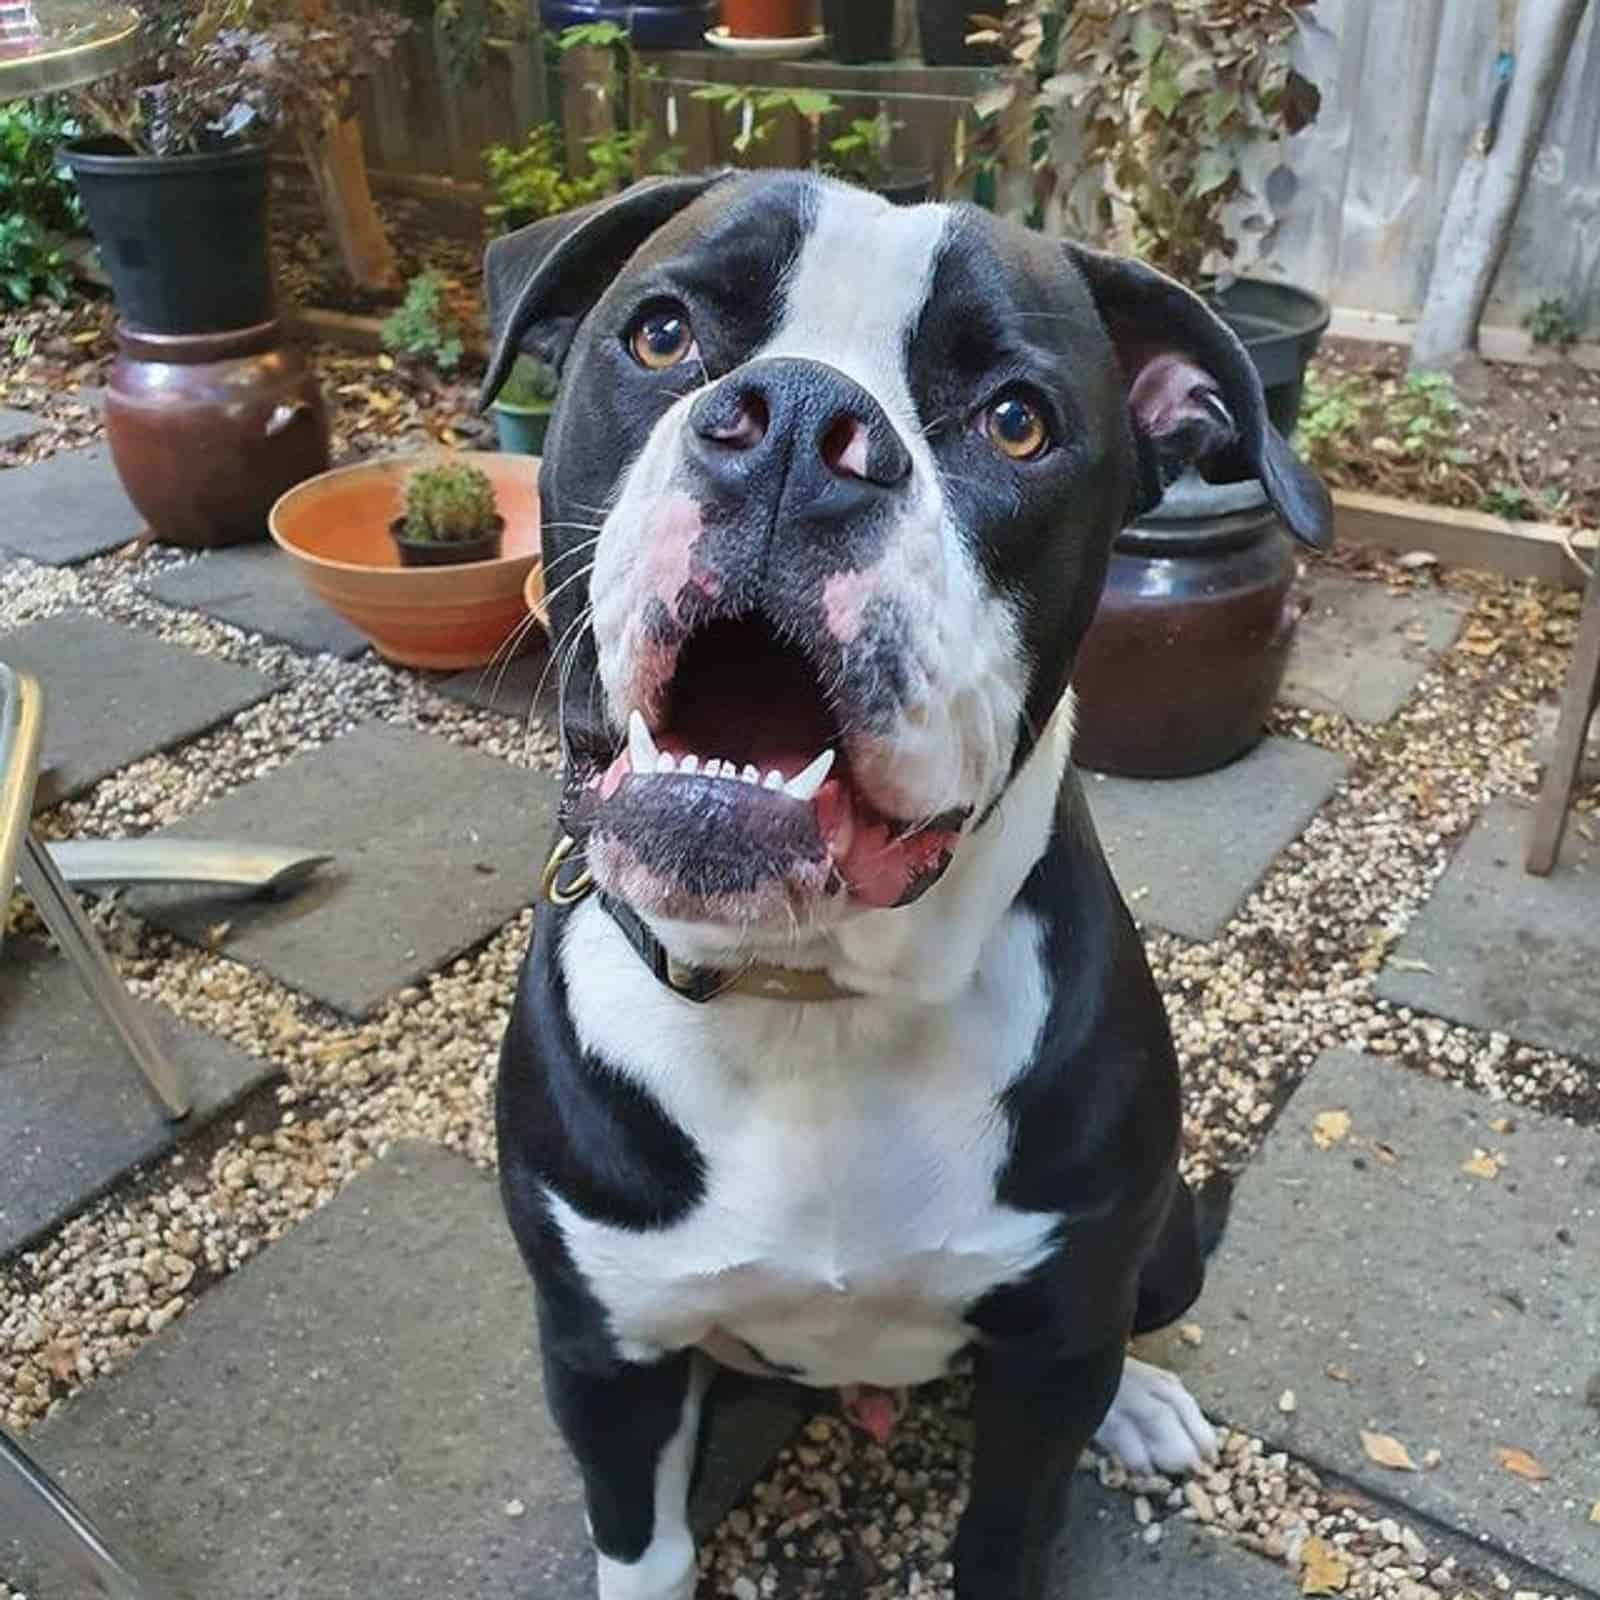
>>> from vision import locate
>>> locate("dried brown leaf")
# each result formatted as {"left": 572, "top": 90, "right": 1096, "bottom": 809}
{"left": 1463, "top": 1149, "right": 1506, "bottom": 1180}
{"left": 1299, "top": 1536, "right": 1350, "bottom": 1594}
{"left": 1360, "top": 1430, "right": 1418, "bottom": 1472}
{"left": 1495, "top": 1446, "right": 1551, "bottom": 1482}
{"left": 1311, "top": 1109, "right": 1352, "bottom": 1150}
{"left": 41, "top": 1339, "right": 80, "bottom": 1382}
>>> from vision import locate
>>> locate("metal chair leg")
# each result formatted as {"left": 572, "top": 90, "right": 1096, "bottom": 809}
{"left": 0, "top": 1427, "right": 175, "bottom": 1600}
{"left": 16, "top": 831, "right": 191, "bottom": 1120}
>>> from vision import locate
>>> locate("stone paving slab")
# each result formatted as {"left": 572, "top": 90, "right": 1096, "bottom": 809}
{"left": 1377, "top": 797, "right": 1600, "bottom": 1062}
{"left": 1084, "top": 737, "right": 1350, "bottom": 943}
{"left": 134, "top": 722, "right": 557, "bottom": 1017}
{"left": 0, "top": 936, "right": 276, "bottom": 1261}
{"left": 144, "top": 543, "right": 368, "bottom": 659}
{"left": 1059, "top": 1484, "right": 1279, "bottom": 1597}
{"left": 1281, "top": 572, "right": 1470, "bottom": 725}
{"left": 0, "top": 446, "right": 142, "bottom": 565}
{"left": 0, "top": 405, "right": 45, "bottom": 447}
{"left": 1178, "top": 1049, "right": 1600, "bottom": 1590}
{"left": 0, "top": 613, "right": 275, "bottom": 807}
{"left": 1, "top": 1143, "right": 812, "bottom": 1600}
{"left": 439, "top": 639, "right": 557, "bottom": 725}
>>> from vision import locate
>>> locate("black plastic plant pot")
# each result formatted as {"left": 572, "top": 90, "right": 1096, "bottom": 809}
{"left": 1211, "top": 277, "right": 1331, "bottom": 440}
{"left": 823, "top": 0, "right": 894, "bottom": 62}
{"left": 916, "top": 0, "right": 998, "bottom": 65}
{"left": 874, "top": 170, "right": 933, "bottom": 206}
{"left": 63, "top": 139, "right": 275, "bottom": 337}
{"left": 538, "top": 0, "right": 716, "bottom": 49}
{"left": 390, "top": 517, "right": 505, "bottom": 568}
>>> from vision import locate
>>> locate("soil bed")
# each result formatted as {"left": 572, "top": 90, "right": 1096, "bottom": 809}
{"left": 1306, "top": 336, "right": 1600, "bottom": 533}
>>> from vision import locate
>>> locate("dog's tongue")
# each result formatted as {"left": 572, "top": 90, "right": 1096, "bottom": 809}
{"left": 815, "top": 780, "right": 958, "bottom": 908}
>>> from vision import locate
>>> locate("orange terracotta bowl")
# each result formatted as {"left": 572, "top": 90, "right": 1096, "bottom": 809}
{"left": 269, "top": 451, "right": 547, "bottom": 671}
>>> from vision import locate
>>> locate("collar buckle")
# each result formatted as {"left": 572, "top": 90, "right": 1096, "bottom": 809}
{"left": 540, "top": 833, "right": 595, "bottom": 907}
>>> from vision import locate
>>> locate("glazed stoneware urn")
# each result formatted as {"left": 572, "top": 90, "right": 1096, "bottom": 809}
{"left": 65, "top": 139, "right": 330, "bottom": 548}
{"left": 1071, "top": 474, "right": 1302, "bottom": 779}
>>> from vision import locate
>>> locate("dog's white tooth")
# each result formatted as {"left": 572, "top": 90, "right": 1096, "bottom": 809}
{"left": 678, "top": 753, "right": 700, "bottom": 776}
{"left": 627, "top": 710, "right": 658, "bottom": 775}
{"left": 784, "top": 748, "right": 835, "bottom": 802}
{"left": 764, "top": 769, "right": 785, "bottom": 790}
{"left": 741, "top": 764, "right": 760, "bottom": 784}
{"left": 701, "top": 758, "right": 721, "bottom": 779}
{"left": 656, "top": 752, "right": 677, "bottom": 775}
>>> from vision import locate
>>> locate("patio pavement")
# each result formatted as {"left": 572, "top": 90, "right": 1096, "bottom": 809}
{"left": 3, "top": 510, "right": 1598, "bottom": 1600}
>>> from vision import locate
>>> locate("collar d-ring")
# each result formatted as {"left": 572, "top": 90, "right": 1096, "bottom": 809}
{"left": 541, "top": 833, "right": 595, "bottom": 906}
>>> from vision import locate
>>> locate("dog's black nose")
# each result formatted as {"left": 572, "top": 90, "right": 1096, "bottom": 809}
{"left": 686, "top": 358, "right": 912, "bottom": 517}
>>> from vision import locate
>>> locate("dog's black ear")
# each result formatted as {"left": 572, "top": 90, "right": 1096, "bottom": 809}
{"left": 480, "top": 171, "right": 734, "bottom": 411}
{"left": 1066, "top": 245, "right": 1332, "bottom": 551}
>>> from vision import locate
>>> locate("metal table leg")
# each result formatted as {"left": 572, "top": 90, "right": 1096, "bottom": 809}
{"left": 16, "top": 830, "right": 190, "bottom": 1120}
{"left": 0, "top": 1427, "right": 176, "bottom": 1600}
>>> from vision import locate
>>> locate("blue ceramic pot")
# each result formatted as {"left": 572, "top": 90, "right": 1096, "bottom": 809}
{"left": 539, "top": 0, "right": 716, "bottom": 48}
{"left": 492, "top": 401, "right": 553, "bottom": 458}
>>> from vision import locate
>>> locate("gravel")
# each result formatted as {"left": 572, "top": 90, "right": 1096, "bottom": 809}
{"left": 2, "top": 420, "right": 1597, "bottom": 1600}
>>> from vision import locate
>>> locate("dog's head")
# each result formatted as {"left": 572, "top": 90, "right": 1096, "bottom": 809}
{"left": 483, "top": 171, "right": 1329, "bottom": 939}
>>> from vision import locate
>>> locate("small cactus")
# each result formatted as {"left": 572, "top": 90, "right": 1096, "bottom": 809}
{"left": 402, "top": 459, "right": 500, "bottom": 543}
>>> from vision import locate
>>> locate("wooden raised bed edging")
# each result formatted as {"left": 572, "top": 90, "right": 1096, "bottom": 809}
{"left": 1333, "top": 489, "right": 1596, "bottom": 592}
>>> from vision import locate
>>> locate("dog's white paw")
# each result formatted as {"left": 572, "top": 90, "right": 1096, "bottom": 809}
{"left": 1092, "top": 1356, "right": 1218, "bottom": 1478}
{"left": 596, "top": 1533, "right": 696, "bottom": 1600}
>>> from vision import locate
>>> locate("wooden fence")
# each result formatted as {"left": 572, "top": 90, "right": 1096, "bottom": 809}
{"left": 351, "top": 0, "right": 1600, "bottom": 328}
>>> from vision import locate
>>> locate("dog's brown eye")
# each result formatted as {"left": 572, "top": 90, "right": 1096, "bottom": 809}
{"left": 986, "top": 394, "right": 1050, "bottom": 461}
{"left": 629, "top": 307, "right": 695, "bottom": 371}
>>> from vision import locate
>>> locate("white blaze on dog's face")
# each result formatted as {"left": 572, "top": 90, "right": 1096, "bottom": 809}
{"left": 481, "top": 172, "right": 1331, "bottom": 936}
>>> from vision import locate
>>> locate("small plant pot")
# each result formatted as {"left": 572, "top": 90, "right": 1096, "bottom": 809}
{"left": 822, "top": 0, "right": 893, "bottom": 61}
{"left": 539, "top": 0, "right": 716, "bottom": 49}
{"left": 389, "top": 517, "right": 504, "bottom": 569}
{"left": 491, "top": 401, "right": 553, "bottom": 457}
{"left": 722, "top": 0, "right": 813, "bottom": 38}
{"left": 1211, "top": 278, "right": 1331, "bottom": 440}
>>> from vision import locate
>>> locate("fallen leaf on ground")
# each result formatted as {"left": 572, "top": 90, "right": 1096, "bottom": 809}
{"left": 1361, "top": 1430, "right": 1419, "bottom": 1472}
{"left": 1312, "top": 1109, "right": 1353, "bottom": 1150}
{"left": 1326, "top": 1363, "right": 1353, "bottom": 1383}
{"left": 1397, "top": 550, "right": 1439, "bottom": 569}
{"left": 204, "top": 921, "right": 232, "bottom": 951}
{"left": 1589, "top": 1500, "right": 1600, "bottom": 1525}
{"left": 1487, "top": 1116, "right": 1515, "bottom": 1135}
{"left": 1463, "top": 1148, "right": 1506, "bottom": 1179}
{"left": 1300, "top": 1536, "right": 1350, "bottom": 1594}
{"left": 1495, "top": 1446, "right": 1551, "bottom": 1482}
{"left": 1372, "top": 1141, "right": 1400, "bottom": 1165}
{"left": 41, "top": 1339, "right": 79, "bottom": 1382}
{"left": 1389, "top": 956, "right": 1434, "bottom": 973}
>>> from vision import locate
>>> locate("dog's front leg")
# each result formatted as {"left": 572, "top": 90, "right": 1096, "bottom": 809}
{"left": 954, "top": 1339, "right": 1125, "bottom": 1600}
{"left": 543, "top": 1343, "right": 707, "bottom": 1600}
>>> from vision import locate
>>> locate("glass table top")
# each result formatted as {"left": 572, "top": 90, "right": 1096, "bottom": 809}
{"left": 0, "top": 0, "right": 141, "bottom": 95}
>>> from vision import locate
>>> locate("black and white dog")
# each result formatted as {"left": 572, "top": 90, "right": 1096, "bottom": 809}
{"left": 481, "top": 170, "right": 1330, "bottom": 1600}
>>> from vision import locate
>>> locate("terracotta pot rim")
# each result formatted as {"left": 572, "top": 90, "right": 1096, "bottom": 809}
{"left": 269, "top": 452, "right": 540, "bottom": 580}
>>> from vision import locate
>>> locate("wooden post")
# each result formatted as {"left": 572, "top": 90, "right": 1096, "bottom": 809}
{"left": 299, "top": 0, "right": 400, "bottom": 294}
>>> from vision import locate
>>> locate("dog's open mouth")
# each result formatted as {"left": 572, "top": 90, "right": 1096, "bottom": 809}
{"left": 590, "top": 616, "right": 962, "bottom": 917}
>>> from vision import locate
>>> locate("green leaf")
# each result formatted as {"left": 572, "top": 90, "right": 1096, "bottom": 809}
{"left": 1131, "top": 15, "right": 1163, "bottom": 61}
{"left": 1191, "top": 148, "right": 1232, "bottom": 195}
{"left": 1146, "top": 67, "right": 1180, "bottom": 117}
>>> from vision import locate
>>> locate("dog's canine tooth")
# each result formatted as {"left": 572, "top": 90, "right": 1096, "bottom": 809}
{"left": 678, "top": 753, "right": 700, "bottom": 776}
{"left": 742, "top": 764, "right": 760, "bottom": 785}
{"left": 764, "top": 769, "right": 785, "bottom": 790}
{"left": 656, "top": 752, "right": 677, "bottom": 775}
{"left": 785, "top": 748, "right": 835, "bottom": 802}
{"left": 627, "top": 710, "right": 658, "bottom": 775}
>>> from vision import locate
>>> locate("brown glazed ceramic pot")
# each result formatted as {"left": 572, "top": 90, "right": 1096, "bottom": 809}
{"left": 1072, "top": 476, "right": 1301, "bottom": 779}
{"left": 104, "top": 321, "right": 330, "bottom": 548}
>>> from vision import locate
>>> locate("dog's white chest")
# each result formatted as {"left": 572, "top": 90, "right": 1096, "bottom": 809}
{"left": 549, "top": 903, "right": 1060, "bottom": 1387}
